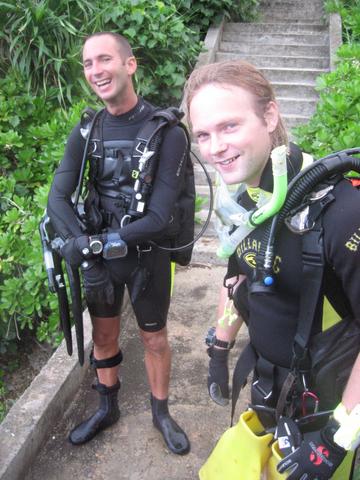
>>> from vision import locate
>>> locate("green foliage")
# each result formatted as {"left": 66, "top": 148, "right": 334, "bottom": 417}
{"left": 101, "top": 0, "right": 202, "bottom": 106}
{"left": 294, "top": 58, "right": 360, "bottom": 157}
{"left": 0, "top": 0, "right": 260, "bottom": 109}
{"left": 0, "top": 73, "right": 87, "bottom": 352}
{"left": 325, "top": 0, "right": 360, "bottom": 43}
{"left": 0, "top": 0, "right": 101, "bottom": 106}
{"left": 295, "top": 2, "right": 360, "bottom": 158}
{"left": 174, "top": 0, "right": 260, "bottom": 36}
{"left": 0, "top": 0, "right": 202, "bottom": 108}
{"left": 195, "top": 194, "right": 207, "bottom": 224}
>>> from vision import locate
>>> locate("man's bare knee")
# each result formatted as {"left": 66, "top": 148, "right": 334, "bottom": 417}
{"left": 141, "top": 328, "right": 169, "bottom": 355}
{"left": 92, "top": 315, "right": 120, "bottom": 349}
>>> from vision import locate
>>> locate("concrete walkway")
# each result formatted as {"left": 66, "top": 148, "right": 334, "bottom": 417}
{"left": 22, "top": 251, "right": 250, "bottom": 480}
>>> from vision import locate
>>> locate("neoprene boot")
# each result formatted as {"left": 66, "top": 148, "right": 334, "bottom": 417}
{"left": 69, "top": 380, "right": 120, "bottom": 445}
{"left": 151, "top": 394, "right": 190, "bottom": 455}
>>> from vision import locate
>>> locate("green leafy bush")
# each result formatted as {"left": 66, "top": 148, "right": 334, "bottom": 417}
{"left": 174, "top": 0, "right": 260, "bottom": 36}
{"left": 0, "top": 0, "right": 260, "bottom": 109}
{"left": 293, "top": 57, "right": 360, "bottom": 158}
{"left": 0, "top": 73, "right": 88, "bottom": 352}
{"left": 325, "top": 0, "right": 360, "bottom": 43}
{"left": 0, "top": 0, "right": 101, "bottom": 106}
{"left": 295, "top": 2, "right": 360, "bottom": 157}
{"left": 101, "top": 0, "right": 202, "bottom": 106}
{"left": 0, "top": 0, "right": 202, "bottom": 108}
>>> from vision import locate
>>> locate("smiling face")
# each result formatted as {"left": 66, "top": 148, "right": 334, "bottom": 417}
{"left": 82, "top": 34, "right": 137, "bottom": 114}
{"left": 190, "top": 83, "right": 279, "bottom": 187}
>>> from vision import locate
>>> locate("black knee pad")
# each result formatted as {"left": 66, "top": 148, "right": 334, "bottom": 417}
{"left": 90, "top": 349, "right": 123, "bottom": 369}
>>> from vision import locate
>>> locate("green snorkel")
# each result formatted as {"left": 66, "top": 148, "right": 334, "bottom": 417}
{"left": 216, "top": 145, "right": 288, "bottom": 259}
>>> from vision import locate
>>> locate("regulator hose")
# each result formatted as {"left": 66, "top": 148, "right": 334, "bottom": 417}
{"left": 251, "top": 148, "right": 360, "bottom": 292}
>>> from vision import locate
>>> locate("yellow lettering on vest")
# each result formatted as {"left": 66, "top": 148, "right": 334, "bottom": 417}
{"left": 345, "top": 241, "right": 358, "bottom": 252}
{"left": 273, "top": 255, "right": 282, "bottom": 274}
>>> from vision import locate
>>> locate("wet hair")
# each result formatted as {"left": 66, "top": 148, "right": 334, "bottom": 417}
{"left": 83, "top": 32, "right": 133, "bottom": 60}
{"left": 184, "top": 60, "right": 288, "bottom": 148}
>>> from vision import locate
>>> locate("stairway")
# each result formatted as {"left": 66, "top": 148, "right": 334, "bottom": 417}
{"left": 191, "top": 0, "right": 333, "bottom": 262}
{"left": 218, "top": 0, "right": 330, "bottom": 131}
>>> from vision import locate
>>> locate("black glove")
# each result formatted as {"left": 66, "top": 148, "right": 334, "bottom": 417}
{"left": 60, "top": 235, "right": 91, "bottom": 267}
{"left": 207, "top": 346, "right": 230, "bottom": 406}
{"left": 81, "top": 259, "right": 114, "bottom": 305}
{"left": 277, "top": 419, "right": 346, "bottom": 480}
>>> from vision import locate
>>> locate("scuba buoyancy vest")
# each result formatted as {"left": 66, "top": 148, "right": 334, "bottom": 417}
{"left": 79, "top": 105, "right": 196, "bottom": 266}
{"left": 230, "top": 147, "right": 360, "bottom": 426}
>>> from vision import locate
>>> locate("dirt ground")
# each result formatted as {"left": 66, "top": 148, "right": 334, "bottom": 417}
{"left": 0, "top": 332, "right": 53, "bottom": 420}
{"left": 24, "top": 263, "right": 251, "bottom": 480}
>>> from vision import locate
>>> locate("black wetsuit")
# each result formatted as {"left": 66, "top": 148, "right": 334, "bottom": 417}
{"left": 229, "top": 143, "right": 360, "bottom": 367}
{"left": 47, "top": 98, "right": 187, "bottom": 330}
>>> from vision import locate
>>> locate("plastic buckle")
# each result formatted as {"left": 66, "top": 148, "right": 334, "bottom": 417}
{"left": 252, "top": 379, "right": 272, "bottom": 401}
{"left": 223, "top": 275, "right": 239, "bottom": 299}
{"left": 136, "top": 244, "right": 152, "bottom": 253}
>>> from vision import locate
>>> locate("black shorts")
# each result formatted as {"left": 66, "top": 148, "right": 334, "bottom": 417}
{"left": 87, "top": 246, "right": 171, "bottom": 332}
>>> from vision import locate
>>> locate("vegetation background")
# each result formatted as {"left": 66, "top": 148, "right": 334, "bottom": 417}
{"left": 0, "top": 0, "right": 359, "bottom": 423}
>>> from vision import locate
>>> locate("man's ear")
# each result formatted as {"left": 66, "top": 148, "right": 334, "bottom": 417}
{"left": 264, "top": 101, "right": 279, "bottom": 133}
{"left": 125, "top": 56, "right": 137, "bottom": 75}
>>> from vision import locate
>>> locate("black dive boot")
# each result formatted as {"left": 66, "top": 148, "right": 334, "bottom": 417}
{"left": 69, "top": 380, "right": 120, "bottom": 445}
{"left": 151, "top": 394, "right": 190, "bottom": 455}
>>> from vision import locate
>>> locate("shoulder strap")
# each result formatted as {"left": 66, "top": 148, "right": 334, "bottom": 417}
{"left": 132, "top": 107, "right": 183, "bottom": 163}
{"left": 231, "top": 343, "right": 257, "bottom": 425}
{"left": 73, "top": 108, "right": 104, "bottom": 209}
{"left": 128, "top": 107, "right": 185, "bottom": 219}
{"left": 292, "top": 218, "right": 325, "bottom": 365}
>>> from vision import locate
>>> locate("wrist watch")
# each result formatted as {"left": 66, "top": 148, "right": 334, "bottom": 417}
{"left": 205, "top": 326, "right": 235, "bottom": 350}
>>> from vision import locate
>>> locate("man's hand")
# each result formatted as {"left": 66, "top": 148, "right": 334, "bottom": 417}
{"left": 60, "top": 235, "right": 91, "bottom": 267}
{"left": 277, "top": 420, "right": 346, "bottom": 479}
{"left": 207, "top": 347, "right": 230, "bottom": 406}
{"left": 81, "top": 259, "right": 114, "bottom": 305}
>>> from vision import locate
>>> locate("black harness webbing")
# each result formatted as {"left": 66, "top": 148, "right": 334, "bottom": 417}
{"left": 231, "top": 194, "right": 335, "bottom": 425}
{"left": 231, "top": 343, "right": 257, "bottom": 425}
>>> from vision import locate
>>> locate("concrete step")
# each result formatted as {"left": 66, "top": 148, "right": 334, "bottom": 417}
{"left": 222, "top": 31, "right": 328, "bottom": 46}
{"left": 283, "top": 114, "right": 310, "bottom": 131}
{"left": 220, "top": 41, "right": 329, "bottom": 58}
{"left": 216, "top": 52, "right": 330, "bottom": 69}
{"left": 260, "top": 13, "right": 325, "bottom": 24}
{"left": 278, "top": 96, "right": 317, "bottom": 116}
{"left": 258, "top": 66, "right": 327, "bottom": 83}
{"left": 259, "top": 0, "right": 325, "bottom": 21}
{"left": 272, "top": 82, "right": 319, "bottom": 99}
{"left": 225, "top": 22, "right": 328, "bottom": 34}
{"left": 260, "top": 0, "right": 324, "bottom": 8}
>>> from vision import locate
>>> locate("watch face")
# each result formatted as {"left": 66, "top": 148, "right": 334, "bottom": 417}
{"left": 90, "top": 240, "right": 103, "bottom": 254}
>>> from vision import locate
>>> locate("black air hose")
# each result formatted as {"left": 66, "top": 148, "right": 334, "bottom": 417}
{"left": 253, "top": 150, "right": 360, "bottom": 288}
